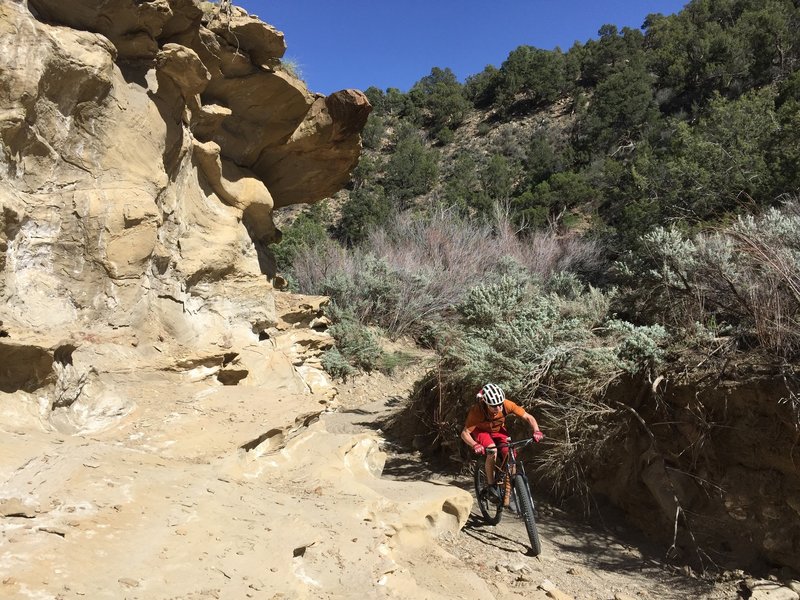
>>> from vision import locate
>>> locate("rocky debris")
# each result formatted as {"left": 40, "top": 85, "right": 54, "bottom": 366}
{"left": 539, "top": 579, "right": 574, "bottom": 600}
{"left": 745, "top": 579, "right": 800, "bottom": 600}
{"left": 0, "top": 497, "right": 38, "bottom": 518}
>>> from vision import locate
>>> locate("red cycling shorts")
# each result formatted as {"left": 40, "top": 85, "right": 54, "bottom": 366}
{"left": 473, "top": 429, "right": 510, "bottom": 457}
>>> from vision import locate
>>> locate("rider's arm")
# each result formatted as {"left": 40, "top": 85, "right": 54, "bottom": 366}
{"left": 460, "top": 425, "right": 479, "bottom": 449}
{"left": 522, "top": 411, "right": 541, "bottom": 435}
{"left": 461, "top": 406, "right": 484, "bottom": 450}
{"left": 506, "top": 400, "right": 542, "bottom": 436}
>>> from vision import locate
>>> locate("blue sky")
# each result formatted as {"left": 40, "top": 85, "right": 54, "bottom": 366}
{"left": 237, "top": 1, "right": 689, "bottom": 95}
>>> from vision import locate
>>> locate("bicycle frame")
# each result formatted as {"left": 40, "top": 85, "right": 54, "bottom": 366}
{"left": 473, "top": 437, "right": 542, "bottom": 555}
{"left": 493, "top": 437, "right": 533, "bottom": 481}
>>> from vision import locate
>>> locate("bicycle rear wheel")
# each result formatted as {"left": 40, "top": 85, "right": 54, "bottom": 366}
{"left": 513, "top": 474, "right": 541, "bottom": 556}
{"left": 473, "top": 459, "right": 504, "bottom": 525}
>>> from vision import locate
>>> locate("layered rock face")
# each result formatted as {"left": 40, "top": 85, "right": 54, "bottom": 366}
{"left": 0, "top": 0, "right": 369, "bottom": 388}
{"left": 0, "top": 3, "right": 477, "bottom": 597}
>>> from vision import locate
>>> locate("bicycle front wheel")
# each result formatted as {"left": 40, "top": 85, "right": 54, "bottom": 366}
{"left": 473, "top": 459, "right": 504, "bottom": 525}
{"left": 513, "top": 474, "right": 541, "bottom": 556}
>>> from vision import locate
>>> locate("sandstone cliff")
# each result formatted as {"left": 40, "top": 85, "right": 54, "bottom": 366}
{"left": 0, "top": 0, "right": 373, "bottom": 394}
{"left": 4, "top": 0, "right": 371, "bottom": 327}
{"left": 0, "top": 2, "right": 478, "bottom": 597}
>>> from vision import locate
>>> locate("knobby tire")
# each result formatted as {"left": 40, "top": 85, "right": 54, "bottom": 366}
{"left": 473, "top": 459, "right": 504, "bottom": 525}
{"left": 513, "top": 474, "right": 541, "bottom": 556}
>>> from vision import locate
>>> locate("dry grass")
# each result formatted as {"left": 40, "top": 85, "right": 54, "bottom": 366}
{"left": 290, "top": 206, "right": 605, "bottom": 340}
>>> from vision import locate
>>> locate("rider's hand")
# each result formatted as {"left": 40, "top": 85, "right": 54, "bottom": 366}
{"left": 473, "top": 443, "right": 486, "bottom": 455}
{"left": 533, "top": 430, "right": 544, "bottom": 443}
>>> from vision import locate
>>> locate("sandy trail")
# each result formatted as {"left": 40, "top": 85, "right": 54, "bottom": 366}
{"left": 1, "top": 365, "right": 742, "bottom": 600}
{"left": 325, "top": 390, "right": 741, "bottom": 600}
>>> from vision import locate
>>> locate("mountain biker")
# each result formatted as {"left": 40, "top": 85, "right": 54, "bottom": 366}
{"left": 460, "top": 383, "right": 543, "bottom": 499}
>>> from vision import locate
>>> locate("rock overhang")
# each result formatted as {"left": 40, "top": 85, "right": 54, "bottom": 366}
{"left": 26, "top": 0, "right": 372, "bottom": 208}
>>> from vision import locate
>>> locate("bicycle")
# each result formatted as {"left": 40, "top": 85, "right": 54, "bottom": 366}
{"left": 473, "top": 437, "right": 542, "bottom": 556}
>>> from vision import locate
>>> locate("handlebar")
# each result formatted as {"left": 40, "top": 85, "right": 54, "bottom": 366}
{"left": 494, "top": 437, "right": 536, "bottom": 450}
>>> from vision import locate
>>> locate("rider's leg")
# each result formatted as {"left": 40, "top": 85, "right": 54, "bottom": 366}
{"left": 484, "top": 446, "right": 497, "bottom": 485}
{"left": 473, "top": 432, "right": 498, "bottom": 487}
{"left": 493, "top": 431, "right": 511, "bottom": 470}
{"left": 493, "top": 431, "right": 512, "bottom": 506}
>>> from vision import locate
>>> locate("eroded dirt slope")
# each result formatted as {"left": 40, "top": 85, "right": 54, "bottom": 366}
{"left": 326, "top": 368, "right": 752, "bottom": 600}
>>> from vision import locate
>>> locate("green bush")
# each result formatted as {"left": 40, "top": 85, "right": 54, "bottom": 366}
{"left": 321, "top": 347, "right": 357, "bottom": 380}
{"left": 289, "top": 207, "right": 605, "bottom": 342}
{"left": 448, "top": 271, "right": 662, "bottom": 393}
{"left": 336, "top": 187, "right": 391, "bottom": 246}
{"left": 409, "top": 67, "right": 470, "bottom": 134}
{"left": 379, "top": 351, "right": 419, "bottom": 375}
{"left": 575, "top": 55, "right": 658, "bottom": 154}
{"left": 401, "top": 268, "right": 669, "bottom": 497}
{"left": 271, "top": 203, "right": 330, "bottom": 271}
{"left": 383, "top": 126, "right": 439, "bottom": 203}
{"left": 481, "top": 154, "right": 516, "bottom": 202}
{"left": 604, "top": 320, "right": 666, "bottom": 373}
{"left": 361, "top": 114, "right": 386, "bottom": 150}
{"left": 325, "top": 304, "right": 384, "bottom": 373}
{"left": 634, "top": 89, "right": 778, "bottom": 225}
{"left": 494, "top": 46, "right": 568, "bottom": 113}
{"left": 440, "top": 152, "right": 486, "bottom": 217}
{"left": 436, "top": 127, "right": 455, "bottom": 145}
{"left": 464, "top": 65, "right": 499, "bottom": 108}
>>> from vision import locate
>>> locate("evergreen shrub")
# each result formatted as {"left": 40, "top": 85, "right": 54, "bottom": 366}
{"left": 321, "top": 347, "right": 357, "bottom": 380}
{"left": 271, "top": 204, "right": 330, "bottom": 271}
{"left": 406, "top": 269, "right": 670, "bottom": 497}
{"left": 323, "top": 304, "right": 384, "bottom": 375}
{"left": 616, "top": 202, "right": 800, "bottom": 359}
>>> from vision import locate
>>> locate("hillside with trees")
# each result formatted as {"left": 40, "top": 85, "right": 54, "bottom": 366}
{"left": 271, "top": 0, "right": 800, "bottom": 574}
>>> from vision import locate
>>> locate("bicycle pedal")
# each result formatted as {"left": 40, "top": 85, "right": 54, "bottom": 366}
{"left": 482, "top": 485, "right": 502, "bottom": 505}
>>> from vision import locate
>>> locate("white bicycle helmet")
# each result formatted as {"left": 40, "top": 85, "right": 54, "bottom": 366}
{"left": 477, "top": 383, "right": 505, "bottom": 406}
